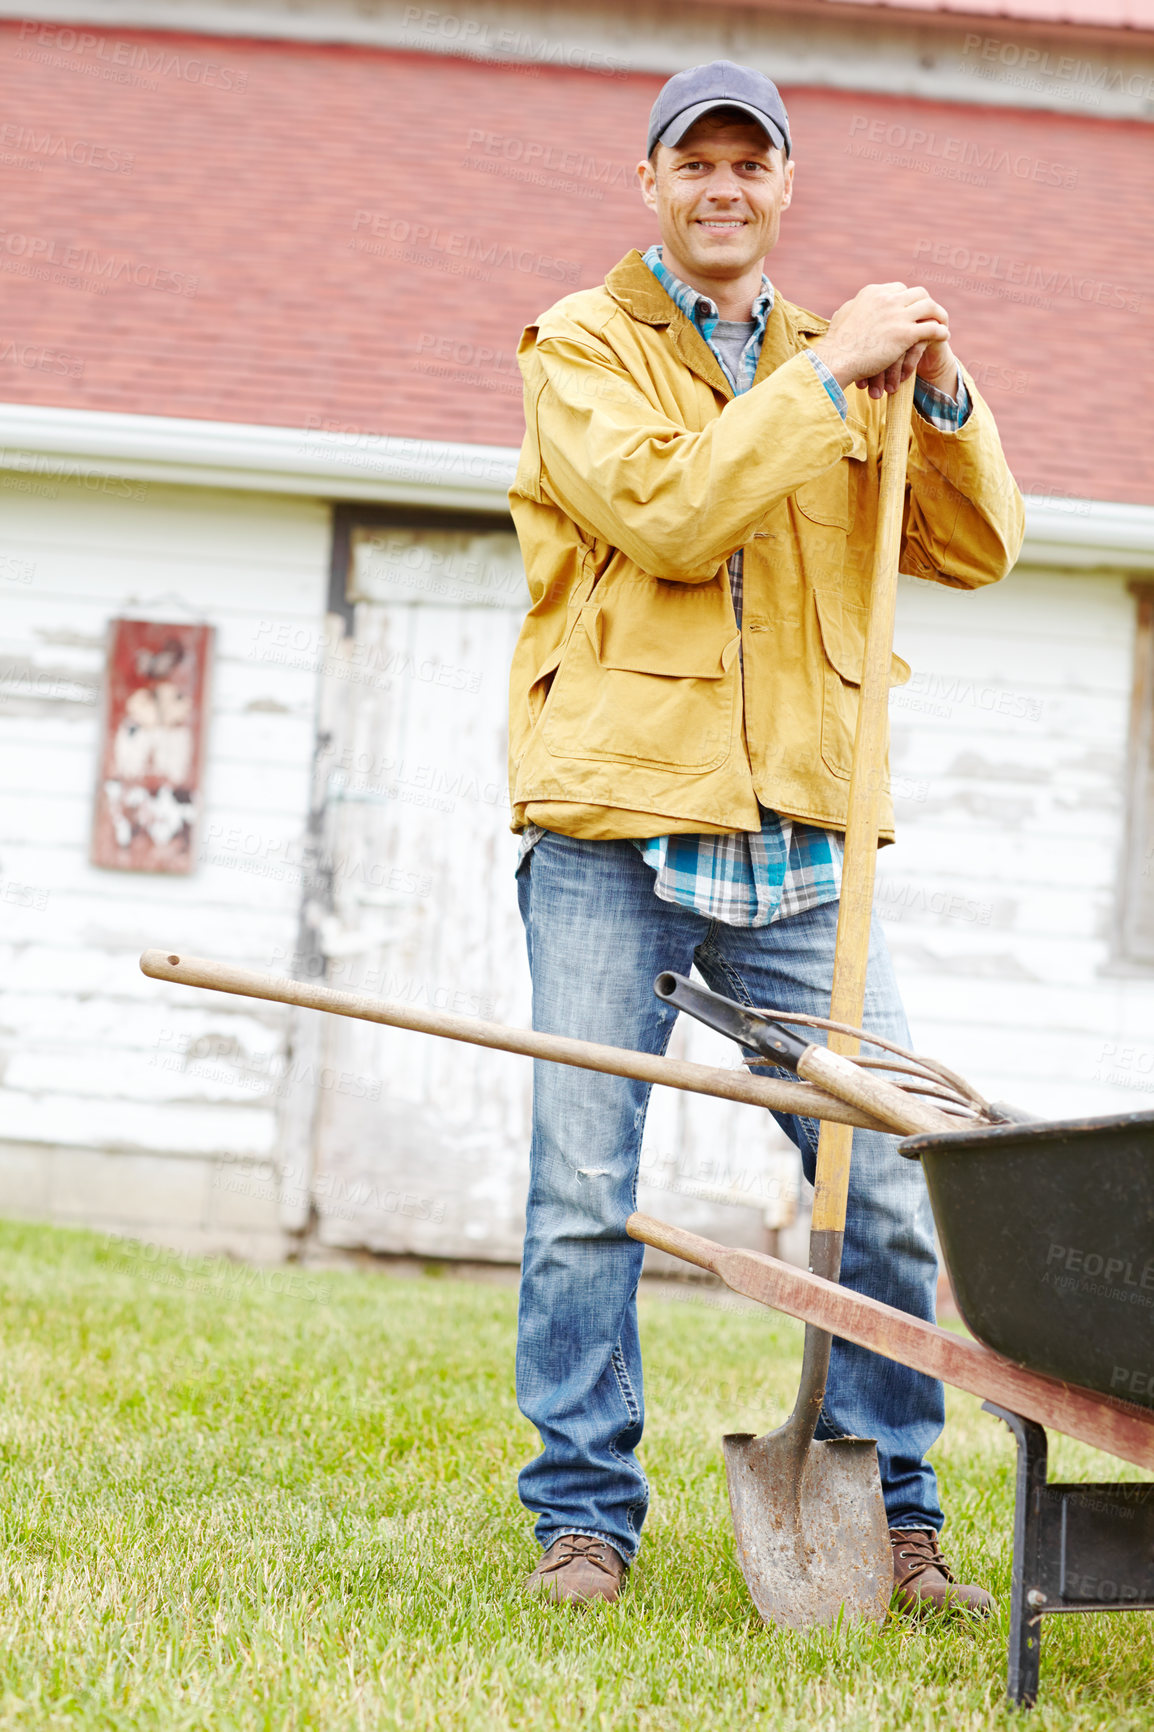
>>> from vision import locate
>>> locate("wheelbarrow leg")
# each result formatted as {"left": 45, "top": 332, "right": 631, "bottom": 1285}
{"left": 986, "top": 1399, "right": 1154, "bottom": 1711}
{"left": 984, "top": 1403, "right": 1048, "bottom": 1710}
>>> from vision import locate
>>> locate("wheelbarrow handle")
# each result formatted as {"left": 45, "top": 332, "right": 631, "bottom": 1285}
{"left": 626, "top": 1212, "right": 1154, "bottom": 1474}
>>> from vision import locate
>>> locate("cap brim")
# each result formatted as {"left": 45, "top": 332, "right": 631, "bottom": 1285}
{"left": 655, "top": 99, "right": 787, "bottom": 156}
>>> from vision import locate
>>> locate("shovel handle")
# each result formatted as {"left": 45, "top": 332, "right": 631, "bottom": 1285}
{"left": 811, "top": 373, "right": 917, "bottom": 1238}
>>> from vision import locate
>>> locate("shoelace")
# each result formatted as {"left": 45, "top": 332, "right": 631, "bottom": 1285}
{"left": 544, "top": 1535, "right": 616, "bottom": 1575}
{"left": 891, "top": 1529, "right": 957, "bottom": 1585}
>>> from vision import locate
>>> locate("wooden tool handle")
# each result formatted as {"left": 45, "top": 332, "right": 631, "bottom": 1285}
{"left": 138, "top": 949, "right": 888, "bottom": 1132}
{"left": 798, "top": 1045, "right": 956, "bottom": 1138}
{"left": 626, "top": 1213, "right": 1154, "bottom": 1474}
{"left": 812, "top": 373, "right": 917, "bottom": 1236}
{"left": 624, "top": 1214, "right": 727, "bottom": 1273}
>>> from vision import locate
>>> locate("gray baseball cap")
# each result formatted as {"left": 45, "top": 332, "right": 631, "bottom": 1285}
{"left": 647, "top": 60, "right": 791, "bottom": 159}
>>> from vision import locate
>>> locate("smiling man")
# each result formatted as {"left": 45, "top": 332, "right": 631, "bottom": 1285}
{"left": 507, "top": 62, "right": 1023, "bottom": 1613}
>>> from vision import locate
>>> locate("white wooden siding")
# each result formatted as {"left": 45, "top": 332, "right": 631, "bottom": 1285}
{"left": 3, "top": 471, "right": 1154, "bottom": 1265}
{"left": 0, "top": 476, "right": 330, "bottom": 1255}
{"left": 881, "top": 563, "right": 1154, "bottom": 1118}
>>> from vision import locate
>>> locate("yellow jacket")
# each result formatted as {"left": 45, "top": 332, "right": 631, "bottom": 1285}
{"left": 507, "top": 249, "right": 1024, "bottom": 843}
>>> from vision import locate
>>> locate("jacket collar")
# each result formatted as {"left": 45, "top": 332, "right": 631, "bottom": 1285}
{"left": 604, "top": 249, "right": 681, "bottom": 326}
{"left": 604, "top": 249, "right": 827, "bottom": 398}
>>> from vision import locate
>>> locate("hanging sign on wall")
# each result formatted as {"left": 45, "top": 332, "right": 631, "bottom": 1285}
{"left": 91, "top": 618, "right": 214, "bottom": 873}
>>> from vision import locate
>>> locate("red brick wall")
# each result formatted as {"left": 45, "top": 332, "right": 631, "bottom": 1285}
{"left": 0, "top": 21, "right": 1150, "bottom": 502}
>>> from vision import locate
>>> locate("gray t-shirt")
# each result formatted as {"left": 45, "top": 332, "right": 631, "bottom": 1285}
{"left": 710, "top": 318, "right": 757, "bottom": 391}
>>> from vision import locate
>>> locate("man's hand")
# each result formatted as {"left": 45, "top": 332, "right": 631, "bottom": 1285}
{"left": 812, "top": 282, "right": 959, "bottom": 401}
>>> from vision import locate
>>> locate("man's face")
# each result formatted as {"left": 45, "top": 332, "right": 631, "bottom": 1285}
{"left": 637, "top": 114, "right": 794, "bottom": 283}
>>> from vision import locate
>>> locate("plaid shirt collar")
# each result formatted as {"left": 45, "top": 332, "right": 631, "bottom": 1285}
{"left": 641, "top": 243, "right": 774, "bottom": 392}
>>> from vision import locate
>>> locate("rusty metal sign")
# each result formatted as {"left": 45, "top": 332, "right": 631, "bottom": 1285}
{"left": 91, "top": 618, "right": 213, "bottom": 873}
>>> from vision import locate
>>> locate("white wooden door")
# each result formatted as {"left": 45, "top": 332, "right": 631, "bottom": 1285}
{"left": 307, "top": 524, "right": 799, "bottom": 1262}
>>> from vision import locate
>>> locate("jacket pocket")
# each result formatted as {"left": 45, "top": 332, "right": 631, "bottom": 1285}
{"left": 813, "top": 588, "right": 911, "bottom": 780}
{"left": 542, "top": 603, "right": 741, "bottom": 773}
{"left": 526, "top": 639, "right": 566, "bottom": 726}
{"left": 792, "top": 424, "right": 869, "bottom": 531}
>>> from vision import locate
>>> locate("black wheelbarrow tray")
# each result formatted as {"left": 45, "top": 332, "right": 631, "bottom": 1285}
{"left": 900, "top": 1106, "right": 1154, "bottom": 1413}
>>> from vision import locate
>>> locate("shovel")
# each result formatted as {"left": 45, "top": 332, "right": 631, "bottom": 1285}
{"left": 700, "top": 373, "right": 917, "bottom": 1630}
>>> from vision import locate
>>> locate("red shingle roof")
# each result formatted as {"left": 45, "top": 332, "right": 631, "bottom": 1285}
{"left": 0, "top": 22, "right": 1150, "bottom": 503}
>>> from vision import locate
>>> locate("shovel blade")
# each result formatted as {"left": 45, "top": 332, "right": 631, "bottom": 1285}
{"left": 724, "top": 1430, "right": 893, "bottom": 1630}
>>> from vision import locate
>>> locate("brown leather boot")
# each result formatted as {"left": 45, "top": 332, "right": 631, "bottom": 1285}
{"left": 525, "top": 1533, "right": 627, "bottom": 1605}
{"left": 890, "top": 1528, "right": 995, "bottom": 1619}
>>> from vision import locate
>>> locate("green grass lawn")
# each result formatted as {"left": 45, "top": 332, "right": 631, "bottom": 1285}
{"left": 0, "top": 1220, "right": 1150, "bottom": 1730}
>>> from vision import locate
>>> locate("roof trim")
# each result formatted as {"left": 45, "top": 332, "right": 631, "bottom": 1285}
{"left": 1, "top": 401, "right": 1152, "bottom": 569}
{"left": 3, "top": 3, "right": 1153, "bottom": 121}
{"left": 0, "top": 402, "right": 515, "bottom": 514}
{"left": 825, "top": 0, "right": 1154, "bottom": 29}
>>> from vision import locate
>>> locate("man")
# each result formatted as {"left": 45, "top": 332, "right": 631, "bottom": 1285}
{"left": 506, "top": 61, "right": 1024, "bottom": 1614}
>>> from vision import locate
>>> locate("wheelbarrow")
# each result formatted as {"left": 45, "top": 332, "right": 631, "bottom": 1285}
{"left": 637, "top": 970, "right": 1154, "bottom": 1709}
{"left": 140, "top": 946, "right": 1154, "bottom": 1708}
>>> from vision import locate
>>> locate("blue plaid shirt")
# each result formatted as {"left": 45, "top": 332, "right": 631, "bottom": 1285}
{"left": 522, "top": 246, "right": 972, "bottom": 928}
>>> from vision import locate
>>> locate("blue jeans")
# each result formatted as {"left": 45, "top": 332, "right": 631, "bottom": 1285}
{"left": 515, "top": 830, "right": 944, "bottom": 1564}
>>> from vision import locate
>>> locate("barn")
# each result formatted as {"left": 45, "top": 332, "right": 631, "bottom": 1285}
{"left": 1, "top": 0, "right": 1153, "bottom": 1267}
